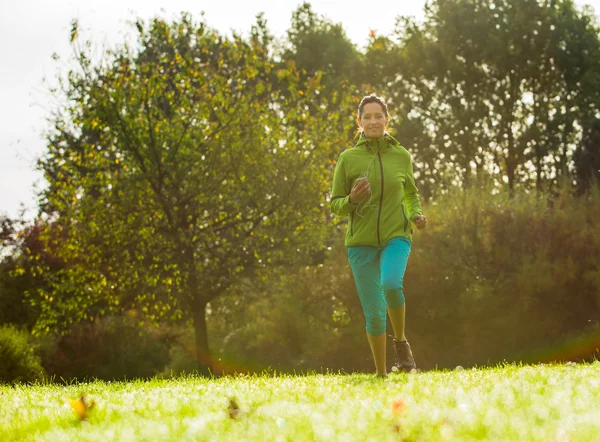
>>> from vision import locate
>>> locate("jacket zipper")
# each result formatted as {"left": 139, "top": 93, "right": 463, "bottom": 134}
{"left": 377, "top": 147, "right": 384, "bottom": 246}
{"left": 350, "top": 211, "right": 354, "bottom": 237}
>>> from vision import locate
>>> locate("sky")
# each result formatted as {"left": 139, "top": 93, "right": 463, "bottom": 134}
{"left": 1, "top": 0, "right": 599, "bottom": 220}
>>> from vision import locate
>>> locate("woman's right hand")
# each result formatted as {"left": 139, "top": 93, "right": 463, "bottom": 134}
{"left": 349, "top": 178, "right": 371, "bottom": 204}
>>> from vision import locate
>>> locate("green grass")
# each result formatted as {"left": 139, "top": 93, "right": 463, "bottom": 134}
{"left": 1, "top": 363, "right": 599, "bottom": 441}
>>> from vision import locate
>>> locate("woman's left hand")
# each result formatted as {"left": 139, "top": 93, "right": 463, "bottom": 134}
{"left": 414, "top": 215, "right": 427, "bottom": 230}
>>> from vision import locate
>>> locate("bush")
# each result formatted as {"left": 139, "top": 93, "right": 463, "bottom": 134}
{"left": 0, "top": 257, "right": 40, "bottom": 330}
{"left": 161, "top": 327, "right": 203, "bottom": 377}
{"left": 209, "top": 183, "right": 600, "bottom": 372}
{"left": 207, "top": 238, "right": 375, "bottom": 374}
{"left": 38, "top": 315, "right": 175, "bottom": 381}
{"left": 0, "top": 325, "right": 45, "bottom": 384}
{"left": 405, "top": 182, "right": 600, "bottom": 368}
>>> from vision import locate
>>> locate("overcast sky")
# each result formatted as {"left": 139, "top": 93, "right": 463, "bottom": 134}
{"left": 1, "top": 0, "right": 599, "bottom": 220}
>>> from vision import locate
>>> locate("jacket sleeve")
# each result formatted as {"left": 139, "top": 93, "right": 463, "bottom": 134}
{"left": 330, "top": 154, "right": 357, "bottom": 216}
{"left": 404, "top": 154, "right": 424, "bottom": 222}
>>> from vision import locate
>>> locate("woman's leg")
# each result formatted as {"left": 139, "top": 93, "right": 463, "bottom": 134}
{"left": 380, "top": 237, "right": 417, "bottom": 372}
{"left": 387, "top": 304, "right": 406, "bottom": 342}
{"left": 380, "top": 237, "right": 411, "bottom": 340}
{"left": 366, "top": 332, "right": 386, "bottom": 376}
{"left": 348, "top": 246, "right": 387, "bottom": 376}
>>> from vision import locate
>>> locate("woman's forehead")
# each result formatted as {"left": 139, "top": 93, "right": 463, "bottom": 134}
{"left": 362, "top": 103, "right": 384, "bottom": 114}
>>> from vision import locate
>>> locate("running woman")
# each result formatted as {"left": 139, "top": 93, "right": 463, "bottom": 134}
{"left": 330, "top": 94, "right": 427, "bottom": 377}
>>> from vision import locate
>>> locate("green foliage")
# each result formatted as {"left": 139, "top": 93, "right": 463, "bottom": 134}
{"left": 207, "top": 238, "right": 374, "bottom": 373}
{"left": 0, "top": 255, "right": 35, "bottom": 328}
{"left": 37, "top": 315, "right": 174, "bottom": 381}
{"left": 0, "top": 218, "right": 31, "bottom": 328}
{"left": 210, "top": 183, "right": 600, "bottom": 371}
{"left": 0, "top": 325, "right": 45, "bottom": 384}
{"left": 405, "top": 182, "right": 600, "bottom": 367}
{"left": 574, "top": 119, "right": 600, "bottom": 193}
{"left": 21, "top": 1, "right": 600, "bottom": 378}
{"left": 160, "top": 327, "right": 200, "bottom": 376}
{"left": 0, "top": 217, "right": 56, "bottom": 330}
{"left": 371, "top": 0, "right": 600, "bottom": 197}
{"left": 32, "top": 12, "right": 355, "bottom": 371}
{"left": 284, "top": 2, "right": 363, "bottom": 93}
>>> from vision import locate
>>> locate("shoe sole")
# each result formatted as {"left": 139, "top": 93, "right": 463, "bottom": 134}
{"left": 391, "top": 366, "right": 419, "bottom": 374}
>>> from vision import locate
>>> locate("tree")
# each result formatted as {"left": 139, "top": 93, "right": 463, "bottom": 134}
{"left": 374, "top": 0, "right": 600, "bottom": 196}
{"left": 574, "top": 118, "right": 600, "bottom": 192}
{"left": 283, "top": 3, "right": 363, "bottom": 97}
{"left": 552, "top": 1, "right": 600, "bottom": 189}
{"left": 33, "top": 14, "right": 354, "bottom": 374}
{"left": 0, "top": 216, "right": 50, "bottom": 329}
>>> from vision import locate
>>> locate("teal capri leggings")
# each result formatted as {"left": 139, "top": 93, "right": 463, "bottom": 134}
{"left": 347, "top": 236, "right": 411, "bottom": 336}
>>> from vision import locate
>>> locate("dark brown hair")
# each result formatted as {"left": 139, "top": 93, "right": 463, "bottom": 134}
{"left": 357, "top": 94, "right": 390, "bottom": 125}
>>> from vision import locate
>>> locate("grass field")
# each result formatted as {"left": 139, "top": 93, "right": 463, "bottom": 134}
{"left": 1, "top": 363, "right": 599, "bottom": 441}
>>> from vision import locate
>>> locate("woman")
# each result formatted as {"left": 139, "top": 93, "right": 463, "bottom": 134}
{"left": 330, "top": 94, "right": 427, "bottom": 377}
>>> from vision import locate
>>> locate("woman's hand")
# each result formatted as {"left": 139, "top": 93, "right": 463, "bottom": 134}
{"left": 349, "top": 178, "right": 371, "bottom": 205}
{"left": 414, "top": 215, "right": 427, "bottom": 230}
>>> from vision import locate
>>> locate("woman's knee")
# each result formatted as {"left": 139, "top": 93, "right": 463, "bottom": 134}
{"left": 384, "top": 287, "right": 405, "bottom": 309}
{"left": 365, "top": 315, "right": 386, "bottom": 336}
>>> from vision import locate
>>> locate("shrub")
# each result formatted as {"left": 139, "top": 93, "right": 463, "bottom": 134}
{"left": 0, "top": 325, "right": 45, "bottom": 384}
{"left": 39, "top": 315, "right": 175, "bottom": 381}
{"left": 161, "top": 327, "right": 202, "bottom": 377}
{"left": 209, "top": 183, "right": 600, "bottom": 372}
{"left": 405, "top": 182, "right": 600, "bottom": 367}
{"left": 207, "top": 238, "right": 374, "bottom": 374}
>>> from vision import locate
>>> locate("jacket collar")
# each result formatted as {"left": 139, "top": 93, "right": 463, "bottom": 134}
{"left": 354, "top": 132, "right": 401, "bottom": 150}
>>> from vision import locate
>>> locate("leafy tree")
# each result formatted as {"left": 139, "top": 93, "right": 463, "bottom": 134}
{"left": 33, "top": 14, "right": 354, "bottom": 374}
{"left": 373, "top": 0, "right": 600, "bottom": 195}
{"left": 283, "top": 3, "right": 363, "bottom": 96}
{"left": 552, "top": 1, "right": 600, "bottom": 188}
{"left": 574, "top": 118, "right": 600, "bottom": 192}
{"left": 0, "top": 216, "right": 48, "bottom": 329}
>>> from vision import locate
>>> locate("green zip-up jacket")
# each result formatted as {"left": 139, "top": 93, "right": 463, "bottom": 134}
{"left": 330, "top": 133, "right": 424, "bottom": 247}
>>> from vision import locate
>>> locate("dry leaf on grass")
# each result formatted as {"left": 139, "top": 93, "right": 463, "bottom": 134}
{"left": 228, "top": 397, "right": 240, "bottom": 419}
{"left": 69, "top": 395, "right": 95, "bottom": 421}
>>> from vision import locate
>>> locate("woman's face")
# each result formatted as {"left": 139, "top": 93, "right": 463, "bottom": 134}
{"left": 360, "top": 102, "right": 388, "bottom": 138}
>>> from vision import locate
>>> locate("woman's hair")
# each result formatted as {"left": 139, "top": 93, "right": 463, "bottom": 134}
{"left": 357, "top": 94, "right": 390, "bottom": 125}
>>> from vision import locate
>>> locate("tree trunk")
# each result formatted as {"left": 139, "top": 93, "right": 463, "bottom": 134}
{"left": 535, "top": 143, "right": 543, "bottom": 193}
{"left": 191, "top": 297, "right": 212, "bottom": 377}
{"left": 506, "top": 152, "right": 516, "bottom": 197}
